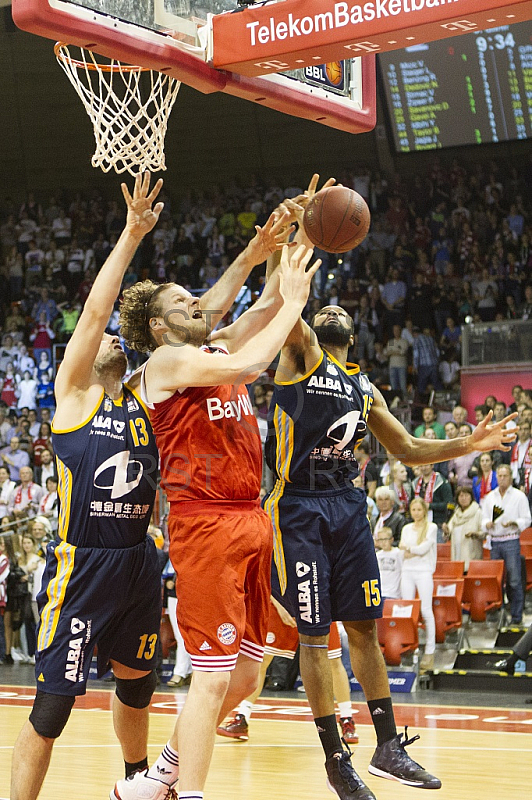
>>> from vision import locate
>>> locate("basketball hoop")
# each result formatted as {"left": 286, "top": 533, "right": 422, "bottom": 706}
{"left": 54, "top": 43, "right": 181, "bottom": 175}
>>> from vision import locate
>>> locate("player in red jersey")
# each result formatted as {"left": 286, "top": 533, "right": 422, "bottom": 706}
{"left": 112, "top": 243, "right": 320, "bottom": 800}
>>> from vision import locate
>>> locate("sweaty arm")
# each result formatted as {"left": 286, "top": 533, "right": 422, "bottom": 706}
{"left": 54, "top": 175, "right": 163, "bottom": 421}
{"left": 368, "top": 386, "right": 519, "bottom": 466}
{"left": 145, "top": 246, "right": 319, "bottom": 402}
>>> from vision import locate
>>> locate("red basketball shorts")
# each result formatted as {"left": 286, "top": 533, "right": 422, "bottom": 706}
{"left": 168, "top": 500, "right": 272, "bottom": 672}
{"left": 265, "top": 603, "right": 342, "bottom": 660}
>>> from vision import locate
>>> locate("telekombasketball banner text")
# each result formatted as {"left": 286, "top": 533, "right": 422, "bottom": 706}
{"left": 211, "top": 0, "right": 532, "bottom": 76}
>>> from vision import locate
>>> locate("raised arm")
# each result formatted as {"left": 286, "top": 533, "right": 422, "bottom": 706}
{"left": 368, "top": 387, "right": 518, "bottom": 466}
{"left": 209, "top": 205, "right": 298, "bottom": 352}
{"left": 199, "top": 211, "right": 294, "bottom": 330}
{"left": 55, "top": 174, "right": 163, "bottom": 399}
{"left": 146, "top": 245, "right": 320, "bottom": 400}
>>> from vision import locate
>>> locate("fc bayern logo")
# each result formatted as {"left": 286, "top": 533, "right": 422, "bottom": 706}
{"left": 266, "top": 632, "right": 276, "bottom": 644}
{"left": 217, "top": 622, "right": 237, "bottom": 645}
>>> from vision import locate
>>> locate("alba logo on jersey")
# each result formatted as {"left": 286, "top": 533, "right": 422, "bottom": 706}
{"left": 327, "top": 410, "right": 366, "bottom": 453}
{"left": 93, "top": 451, "right": 143, "bottom": 499}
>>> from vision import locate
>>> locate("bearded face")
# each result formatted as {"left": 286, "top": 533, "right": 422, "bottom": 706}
{"left": 94, "top": 336, "right": 128, "bottom": 379}
{"left": 312, "top": 306, "right": 353, "bottom": 347}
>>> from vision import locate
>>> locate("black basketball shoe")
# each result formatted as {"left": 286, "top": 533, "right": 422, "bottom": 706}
{"left": 368, "top": 728, "right": 441, "bottom": 789}
{"left": 326, "top": 743, "right": 376, "bottom": 799}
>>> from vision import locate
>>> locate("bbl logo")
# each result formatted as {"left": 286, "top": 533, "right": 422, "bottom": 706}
{"left": 304, "top": 62, "right": 346, "bottom": 92}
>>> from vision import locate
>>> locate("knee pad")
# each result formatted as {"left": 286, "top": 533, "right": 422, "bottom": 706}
{"left": 29, "top": 691, "right": 75, "bottom": 739}
{"left": 115, "top": 671, "right": 157, "bottom": 709}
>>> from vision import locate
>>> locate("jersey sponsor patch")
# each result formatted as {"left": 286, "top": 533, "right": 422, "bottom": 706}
{"left": 199, "top": 640, "right": 212, "bottom": 651}
{"left": 296, "top": 561, "right": 311, "bottom": 578}
{"left": 206, "top": 393, "right": 254, "bottom": 422}
{"left": 217, "top": 622, "right": 237, "bottom": 646}
{"left": 359, "top": 373, "right": 372, "bottom": 393}
{"left": 64, "top": 618, "right": 92, "bottom": 683}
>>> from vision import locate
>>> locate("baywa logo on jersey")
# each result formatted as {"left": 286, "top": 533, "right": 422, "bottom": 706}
{"left": 296, "top": 561, "right": 311, "bottom": 578}
{"left": 217, "top": 622, "right": 237, "bottom": 646}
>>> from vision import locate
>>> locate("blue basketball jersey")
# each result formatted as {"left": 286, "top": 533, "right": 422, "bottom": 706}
{"left": 265, "top": 350, "right": 373, "bottom": 490}
{"left": 52, "top": 385, "right": 158, "bottom": 548}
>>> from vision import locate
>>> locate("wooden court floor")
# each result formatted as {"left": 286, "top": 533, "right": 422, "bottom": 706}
{"left": 1, "top": 685, "right": 532, "bottom": 799}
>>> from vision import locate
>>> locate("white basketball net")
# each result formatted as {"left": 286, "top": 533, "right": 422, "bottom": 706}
{"left": 55, "top": 44, "right": 181, "bottom": 175}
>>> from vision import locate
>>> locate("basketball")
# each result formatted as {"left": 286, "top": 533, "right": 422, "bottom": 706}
{"left": 303, "top": 186, "right": 371, "bottom": 253}
{"left": 325, "top": 61, "right": 343, "bottom": 86}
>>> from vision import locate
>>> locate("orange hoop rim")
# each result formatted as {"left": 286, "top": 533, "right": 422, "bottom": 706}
{"left": 54, "top": 42, "right": 149, "bottom": 73}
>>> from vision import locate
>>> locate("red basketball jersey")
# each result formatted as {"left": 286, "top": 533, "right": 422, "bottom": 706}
{"left": 144, "top": 350, "right": 263, "bottom": 503}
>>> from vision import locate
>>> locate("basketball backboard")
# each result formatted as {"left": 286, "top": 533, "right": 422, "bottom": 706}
{"left": 11, "top": 0, "right": 377, "bottom": 136}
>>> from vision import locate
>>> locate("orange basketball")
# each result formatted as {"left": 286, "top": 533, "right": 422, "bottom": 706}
{"left": 325, "top": 61, "right": 343, "bottom": 86}
{"left": 303, "top": 186, "right": 371, "bottom": 254}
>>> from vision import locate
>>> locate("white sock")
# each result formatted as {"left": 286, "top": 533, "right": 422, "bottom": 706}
{"left": 237, "top": 699, "right": 253, "bottom": 722}
{"left": 338, "top": 701, "right": 353, "bottom": 719}
{"left": 147, "top": 741, "right": 179, "bottom": 785}
{"left": 178, "top": 793, "right": 203, "bottom": 799}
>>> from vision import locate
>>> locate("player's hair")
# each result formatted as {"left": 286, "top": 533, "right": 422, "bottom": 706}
{"left": 119, "top": 280, "right": 172, "bottom": 353}
{"left": 408, "top": 497, "right": 430, "bottom": 545}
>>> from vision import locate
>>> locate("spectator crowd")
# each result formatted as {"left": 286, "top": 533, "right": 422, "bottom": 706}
{"left": 1, "top": 152, "right": 532, "bottom": 670}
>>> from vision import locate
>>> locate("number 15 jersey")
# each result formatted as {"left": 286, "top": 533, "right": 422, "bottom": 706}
{"left": 265, "top": 350, "right": 373, "bottom": 491}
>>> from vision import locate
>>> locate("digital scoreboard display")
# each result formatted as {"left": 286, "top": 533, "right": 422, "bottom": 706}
{"left": 380, "top": 21, "right": 532, "bottom": 152}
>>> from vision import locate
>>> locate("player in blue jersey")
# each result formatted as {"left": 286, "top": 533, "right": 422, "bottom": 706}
{"left": 9, "top": 174, "right": 167, "bottom": 800}
{"left": 263, "top": 179, "right": 518, "bottom": 800}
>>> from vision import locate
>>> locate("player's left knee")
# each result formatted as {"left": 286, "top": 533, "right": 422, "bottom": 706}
{"left": 344, "top": 619, "right": 377, "bottom": 642}
{"left": 115, "top": 671, "right": 157, "bottom": 709}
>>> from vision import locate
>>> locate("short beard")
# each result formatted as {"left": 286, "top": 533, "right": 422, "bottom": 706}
{"left": 313, "top": 322, "right": 352, "bottom": 348}
{"left": 163, "top": 318, "right": 208, "bottom": 349}
{"left": 94, "top": 350, "right": 128, "bottom": 380}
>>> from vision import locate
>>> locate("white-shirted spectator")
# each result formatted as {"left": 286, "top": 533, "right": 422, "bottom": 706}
{"left": 375, "top": 526, "right": 403, "bottom": 599}
{"left": 482, "top": 464, "right": 531, "bottom": 624}
{"left": 8, "top": 466, "right": 43, "bottom": 521}
{"left": 399, "top": 498, "right": 437, "bottom": 672}
{"left": 0, "top": 466, "right": 16, "bottom": 519}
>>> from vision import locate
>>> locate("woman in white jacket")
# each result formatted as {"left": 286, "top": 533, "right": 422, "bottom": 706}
{"left": 399, "top": 498, "right": 437, "bottom": 672}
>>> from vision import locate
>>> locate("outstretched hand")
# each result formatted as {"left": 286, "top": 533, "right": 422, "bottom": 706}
{"left": 469, "top": 411, "right": 519, "bottom": 452}
{"left": 283, "top": 173, "right": 336, "bottom": 247}
{"left": 278, "top": 244, "right": 321, "bottom": 308}
{"left": 121, "top": 172, "right": 164, "bottom": 240}
{"left": 247, "top": 209, "right": 296, "bottom": 263}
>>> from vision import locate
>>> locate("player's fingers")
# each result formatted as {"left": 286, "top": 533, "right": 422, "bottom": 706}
{"left": 307, "top": 259, "right": 322, "bottom": 278}
{"left": 152, "top": 202, "right": 165, "bottom": 219}
{"left": 322, "top": 177, "right": 336, "bottom": 189}
{"left": 141, "top": 171, "right": 151, "bottom": 196}
{"left": 121, "top": 183, "right": 133, "bottom": 205}
{"left": 147, "top": 178, "right": 164, "bottom": 204}
{"left": 307, "top": 173, "right": 320, "bottom": 196}
{"left": 479, "top": 410, "right": 493, "bottom": 428}
{"left": 133, "top": 172, "right": 142, "bottom": 197}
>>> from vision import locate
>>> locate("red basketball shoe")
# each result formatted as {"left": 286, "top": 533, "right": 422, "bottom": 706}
{"left": 216, "top": 713, "right": 249, "bottom": 740}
